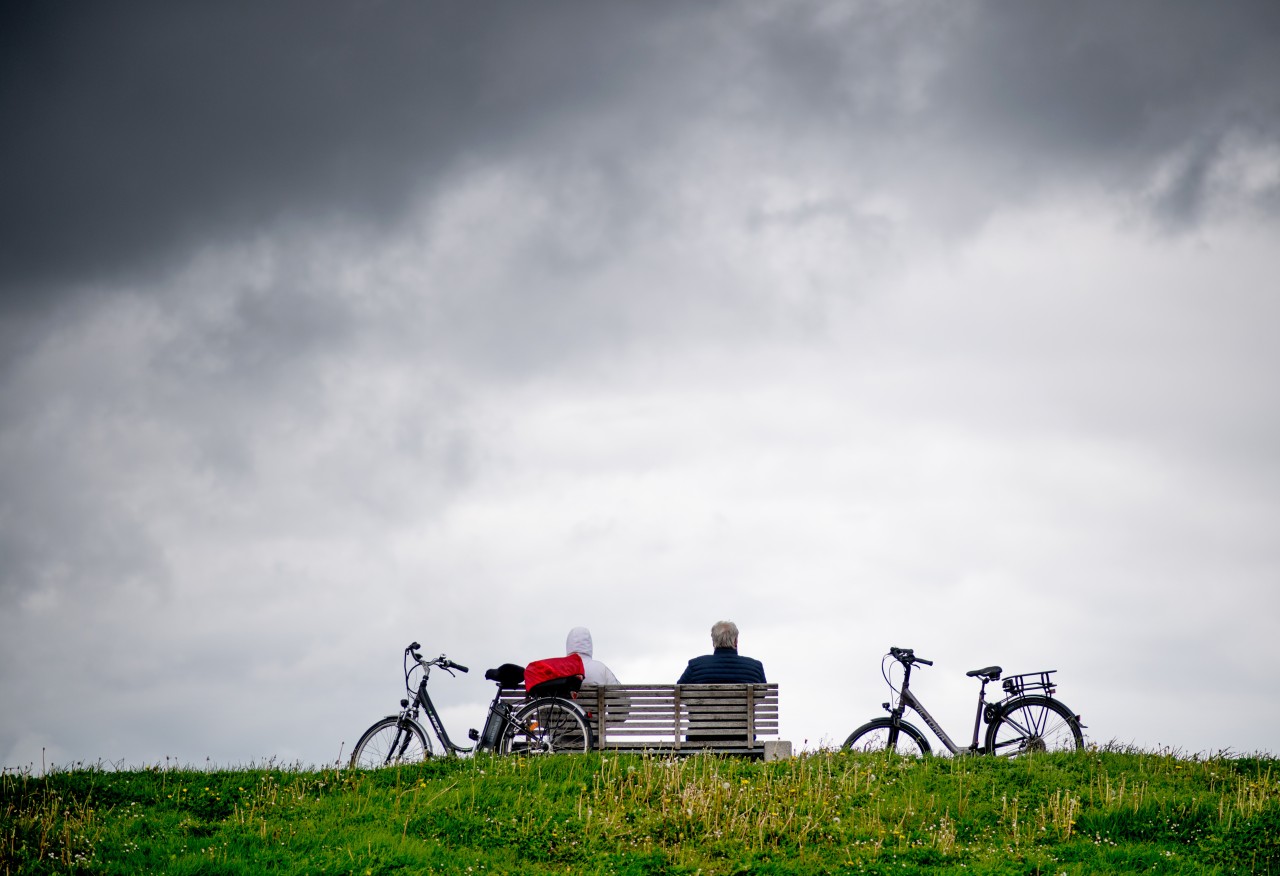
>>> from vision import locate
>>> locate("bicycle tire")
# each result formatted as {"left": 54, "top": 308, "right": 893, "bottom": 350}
{"left": 348, "top": 716, "right": 432, "bottom": 768}
{"left": 842, "top": 718, "right": 932, "bottom": 756}
{"left": 984, "top": 695, "right": 1082, "bottom": 756}
{"left": 501, "top": 698, "right": 593, "bottom": 755}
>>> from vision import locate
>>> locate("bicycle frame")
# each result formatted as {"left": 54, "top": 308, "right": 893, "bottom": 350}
{"left": 885, "top": 654, "right": 994, "bottom": 755}
{"left": 405, "top": 673, "right": 472, "bottom": 755}
{"left": 890, "top": 675, "right": 989, "bottom": 755}
{"left": 401, "top": 658, "right": 521, "bottom": 755}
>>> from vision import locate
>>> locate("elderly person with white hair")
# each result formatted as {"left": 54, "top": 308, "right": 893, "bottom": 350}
{"left": 677, "top": 620, "right": 766, "bottom": 684}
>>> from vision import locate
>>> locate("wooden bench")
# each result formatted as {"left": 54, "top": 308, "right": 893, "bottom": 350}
{"left": 499, "top": 683, "right": 788, "bottom": 758}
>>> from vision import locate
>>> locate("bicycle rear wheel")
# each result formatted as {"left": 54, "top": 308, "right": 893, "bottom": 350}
{"left": 842, "top": 718, "right": 931, "bottom": 756}
{"left": 985, "top": 696, "right": 1082, "bottom": 756}
{"left": 349, "top": 716, "right": 432, "bottom": 768}
{"left": 501, "top": 698, "right": 593, "bottom": 754}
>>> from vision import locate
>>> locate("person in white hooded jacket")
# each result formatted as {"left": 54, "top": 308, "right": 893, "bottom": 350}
{"left": 565, "top": 626, "right": 619, "bottom": 688}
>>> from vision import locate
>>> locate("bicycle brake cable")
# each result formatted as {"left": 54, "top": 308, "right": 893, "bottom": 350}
{"left": 882, "top": 654, "right": 900, "bottom": 696}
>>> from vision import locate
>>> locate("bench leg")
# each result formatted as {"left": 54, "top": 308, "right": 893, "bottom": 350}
{"left": 763, "top": 740, "right": 792, "bottom": 761}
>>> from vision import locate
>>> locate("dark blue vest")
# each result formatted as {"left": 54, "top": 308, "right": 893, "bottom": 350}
{"left": 677, "top": 647, "right": 766, "bottom": 684}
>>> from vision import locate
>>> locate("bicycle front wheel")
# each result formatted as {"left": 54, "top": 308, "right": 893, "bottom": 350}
{"left": 501, "top": 698, "right": 593, "bottom": 754}
{"left": 985, "top": 696, "right": 1082, "bottom": 756}
{"left": 349, "top": 716, "right": 432, "bottom": 768}
{"left": 842, "top": 718, "right": 931, "bottom": 756}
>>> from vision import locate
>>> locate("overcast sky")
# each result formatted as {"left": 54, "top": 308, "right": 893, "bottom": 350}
{"left": 3, "top": 1, "right": 1280, "bottom": 769}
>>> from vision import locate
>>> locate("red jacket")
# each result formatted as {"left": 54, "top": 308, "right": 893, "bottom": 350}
{"left": 524, "top": 653, "right": 584, "bottom": 690}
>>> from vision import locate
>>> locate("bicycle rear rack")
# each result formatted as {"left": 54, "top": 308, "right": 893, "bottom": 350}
{"left": 1001, "top": 670, "right": 1056, "bottom": 697}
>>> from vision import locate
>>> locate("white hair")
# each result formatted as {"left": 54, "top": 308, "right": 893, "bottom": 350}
{"left": 710, "top": 620, "right": 738, "bottom": 649}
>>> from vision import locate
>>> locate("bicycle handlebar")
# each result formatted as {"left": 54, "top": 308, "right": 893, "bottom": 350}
{"left": 890, "top": 645, "right": 933, "bottom": 666}
{"left": 404, "top": 643, "right": 469, "bottom": 673}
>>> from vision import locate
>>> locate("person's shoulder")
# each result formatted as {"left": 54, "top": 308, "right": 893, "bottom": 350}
{"left": 679, "top": 654, "right": 713, "bottom": 680}
{"left": 739, "top": 654, "right": 766, "bottom": 681}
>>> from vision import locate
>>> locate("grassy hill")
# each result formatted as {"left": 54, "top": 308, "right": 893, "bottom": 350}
{"left": 3, "top": 747, "right": 1277, "bottom": 874}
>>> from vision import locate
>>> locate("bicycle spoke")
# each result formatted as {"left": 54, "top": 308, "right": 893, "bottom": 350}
{"left": 842, "top": 719, "right": 930, "bottom": 756}
{"left": 349, "top": 717, "right": 431, "bottom": 768}
{"left": 1000, "top": 711, "right": 1036, "bottom": 739}
{"left": 986, "top": 696, "right": 1081, "bottom": 757}
{"left": 503, "top": 699, "right": 591, "bottom": 754}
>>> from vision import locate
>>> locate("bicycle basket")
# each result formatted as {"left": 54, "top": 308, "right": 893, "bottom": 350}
{"left": 1001, "top": 670, "right": 1057, "bottom": 697}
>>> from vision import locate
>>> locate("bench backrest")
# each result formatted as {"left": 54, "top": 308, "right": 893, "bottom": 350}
{"left": 497, "top": 683, "right": 780, "bottom": 755}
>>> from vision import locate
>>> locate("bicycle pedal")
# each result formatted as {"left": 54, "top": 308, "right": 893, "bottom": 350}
{"left": 467, "top": 728, "right": 479, "bottom": 741}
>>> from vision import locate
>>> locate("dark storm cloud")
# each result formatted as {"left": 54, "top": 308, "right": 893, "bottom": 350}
{"left": 933, "top": 3, "right": 1280, "bottom": 226}
{"left": 0, "top": 1, "right": 687, "bottom": 307}
{"left": 729, "top": 2, "right": 1280, "bottom": 226}
{"left": 5, "top": 0, "right": 1280, "bottom": 321}
{"left": 943, "top": 5, "right": 1273, "bottom": 151}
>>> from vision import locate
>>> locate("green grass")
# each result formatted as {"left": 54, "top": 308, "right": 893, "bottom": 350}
{"left": 3, "top": 747, "right": 1278, "bottom": 874}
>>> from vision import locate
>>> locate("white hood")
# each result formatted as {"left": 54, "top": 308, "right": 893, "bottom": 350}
{"left": 565, "top": 626, "right": 593, "bottom": 658}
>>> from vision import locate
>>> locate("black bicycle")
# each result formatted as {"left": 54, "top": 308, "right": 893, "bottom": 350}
{"left": 348, "top": 641, "right": 593, "bottom": 768}
{"left": 843, "top": 646, "right": 1084, "bottom": 757}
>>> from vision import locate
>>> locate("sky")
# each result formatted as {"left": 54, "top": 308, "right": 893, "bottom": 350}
{"left": 3, "top": 1, "right": 1280, "bottom": 770}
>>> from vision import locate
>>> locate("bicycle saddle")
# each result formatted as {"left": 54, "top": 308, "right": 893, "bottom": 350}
{"left": 966, "top": 665, "right": 1002, "bottom": 681}
{"left": 485, "top": 663, "right": 527, "bottom": 688}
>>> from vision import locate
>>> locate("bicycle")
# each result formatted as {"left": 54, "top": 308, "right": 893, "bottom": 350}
{"left": 843, "top": 646, "right": 1084, "bottom": 757}
{"left": 348, "top": 641, "right": 594, "bottom": 768}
